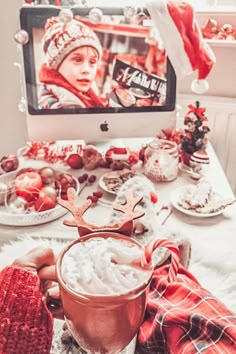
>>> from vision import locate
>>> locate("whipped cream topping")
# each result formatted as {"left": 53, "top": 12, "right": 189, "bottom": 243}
{"left": 61, "top": 237, "right": 151, "bottom": 296}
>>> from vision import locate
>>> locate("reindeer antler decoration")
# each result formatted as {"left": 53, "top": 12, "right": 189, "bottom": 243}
{"left": 58, "top": 188, "right": 145, "bottom": 237}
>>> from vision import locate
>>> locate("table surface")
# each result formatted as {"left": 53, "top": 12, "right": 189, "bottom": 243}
{"left": 0, "top": 143, "right": 235, "bottom": 354}
{"left": 0, "top": 143, "right": 235, "bottom": 244}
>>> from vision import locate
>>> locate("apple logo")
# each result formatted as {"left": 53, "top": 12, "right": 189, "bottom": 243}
{"left": 100, "top": 121, "right": 109, "bottom": 132}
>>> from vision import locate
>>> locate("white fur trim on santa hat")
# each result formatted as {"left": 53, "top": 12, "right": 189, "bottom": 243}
{"left": 146, "top": 0, "right": 193, "bottom": 80}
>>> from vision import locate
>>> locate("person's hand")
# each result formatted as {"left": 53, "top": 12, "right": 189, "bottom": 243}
{"left": 12, "top": 247, "right": 63, "bottom": 319}
{"left": 12, "top": 246, "right": 57, "bottom": 280}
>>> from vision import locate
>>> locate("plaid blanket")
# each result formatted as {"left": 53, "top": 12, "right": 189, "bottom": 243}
{"left": 137, "top": 264, "right": 236, "bottom": 353}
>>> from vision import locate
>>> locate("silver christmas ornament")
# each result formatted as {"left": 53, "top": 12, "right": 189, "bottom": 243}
{"left": 18, "top": 97, "right": 27, "bottom": 113}
{"left": 14, "top": 30, "right": 29, "bottom": 45}
{"left": 8, "top": 197, "right": 27, "bottom": 214}
{"left": 123, "top": 6, "right": 138, "bottom": 20}
{"left": 88, "top": 8, "right": 103, "bottom": 23}
{"left": 0, "top": 182, "right": 10, "bottom": 205}
{"left": 38, "top": 0, "right": 50, "bottom": 4}
{"left": 59, "top": 9, "right": 74, "bottom": 24}
{"left": 62, "top": 0, "right": 81, "bottom": 5}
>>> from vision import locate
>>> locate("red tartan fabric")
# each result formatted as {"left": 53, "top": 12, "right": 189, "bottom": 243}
{"left": 137, "top": 264, "right": 236, "bottom": 353}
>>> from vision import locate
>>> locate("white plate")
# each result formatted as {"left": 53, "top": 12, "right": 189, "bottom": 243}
{"left": 0, "top": 169, "right": 79, "bottom": 226}
{"left": 98, "top": 171, "right": 138, "bottom": 195}
{"left": 171, "top": 187, "right": 224, "bottom": 218}
{"left": 98, "top": 174, "right": 118, "bottom": 195}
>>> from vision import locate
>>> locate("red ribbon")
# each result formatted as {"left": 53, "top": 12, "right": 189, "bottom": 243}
{"left": 187, "top": 104, "right": 207, "bottom": 120}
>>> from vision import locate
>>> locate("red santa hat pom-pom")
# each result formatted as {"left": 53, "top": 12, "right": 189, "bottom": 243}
{"left": 147, "top": 0, "right": 216, "bottom": 94}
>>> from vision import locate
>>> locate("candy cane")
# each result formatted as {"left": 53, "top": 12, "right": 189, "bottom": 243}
{"left": 144, "top": 239, "right": 180, "bottom": 283}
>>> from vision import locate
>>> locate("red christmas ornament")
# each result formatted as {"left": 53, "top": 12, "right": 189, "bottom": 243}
{"left": 0, "top": 155, "right": 19, "bottom": 173}
{"left": 55, "top": 173, "right": 76, "bottom": 195}
{"left": 34, "top": 195, "right": 56, "bottom": 212}
{"left": 67, "top": 154, "right": 84, "bottom": 169}
{"left": 14, "top": 171, "right": 43, "bottom": 202}
{"left": 16, "top": 167, "right": 35, "bottom": 177}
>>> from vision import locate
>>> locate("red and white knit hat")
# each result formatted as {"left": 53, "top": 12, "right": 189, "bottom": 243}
{"left": 43, "top": 17, "right": 103, "bottom": 70}
{"left": 147, "top": 0, "right": 216, "bottom": 94}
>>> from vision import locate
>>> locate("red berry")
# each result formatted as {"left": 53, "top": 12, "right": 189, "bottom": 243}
{"left": 0, "top": 155, "right": 19, "bottom": 173}
{"left": 91, "top": 195, "right": 98, "bottom": 203}
{"left": 34, "top": 195, "right": 56, "bottom": 212}
{"left": 67, "top": 154, "right": 84, "bottom": 169}
{"left": 82, "top": 173, "right": 88, "bottom": 181}
{"left": 150, "top": 191, "right": 158, "bottom": 204}
{"left": 93, "top": 190, "right": 103, "bottom": 198}
{"left": 87, "top": 195, "right": 98, "bottom": 204}
{"left": 88, "top": 175, "right": 97, "bottom": 183}
{"left": 78, "top": 175, "right": 85, "bottom": 183}
{"left": 78, "top": 173, "right": 89, "bottom": 184}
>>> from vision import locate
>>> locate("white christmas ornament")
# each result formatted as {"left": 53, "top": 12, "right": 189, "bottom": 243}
{"left": 59, "top": 9, "right": 74, "bottom": 24}
{"left": 18, "top": 97, "right": 27, "bottom": 113}
{"left": 123, "top": 6, "right": 138, "bottom": 20}
{"left": 88, "top": 8, "right": 103, "bottom": 23}
{"left": 14, "top": 30, "right": 29, "bottom": 45}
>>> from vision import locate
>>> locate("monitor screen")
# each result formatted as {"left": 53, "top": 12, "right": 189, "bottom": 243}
{"left": 20, "top": 5, "right": 177, "bottom": 143}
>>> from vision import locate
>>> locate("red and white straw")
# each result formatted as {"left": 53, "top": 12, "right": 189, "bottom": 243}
{"left": 144, "top": 239, "right": 180, "bottom": 283}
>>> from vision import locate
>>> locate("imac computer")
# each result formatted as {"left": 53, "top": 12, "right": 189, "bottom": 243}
{"left": 19, "top": 5, "right": 177, "bottom": 144}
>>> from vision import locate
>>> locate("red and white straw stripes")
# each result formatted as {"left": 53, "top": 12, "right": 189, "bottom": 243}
{"left": 144, "top": 239, "right": 180, "bottom": 283}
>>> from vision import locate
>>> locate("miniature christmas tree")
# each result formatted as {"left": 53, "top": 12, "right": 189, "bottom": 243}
{"left": 180, "top": 101, "right": 210, "bottom": 155}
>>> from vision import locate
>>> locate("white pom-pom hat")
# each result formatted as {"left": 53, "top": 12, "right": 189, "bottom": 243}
{"left": 147, "top": 0, "right": 216, "bottom": 94}
{"left": 43, "top": 17, "right": 103, "bottom": 70}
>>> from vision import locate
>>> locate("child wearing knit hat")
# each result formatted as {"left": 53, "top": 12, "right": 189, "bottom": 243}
{"left": 38, "top": 17, "right": 106, "bottom": 109}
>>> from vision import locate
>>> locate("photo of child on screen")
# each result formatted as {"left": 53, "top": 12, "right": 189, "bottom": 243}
{"left": 38, "top": 17, "right": 106, "bottom": 109}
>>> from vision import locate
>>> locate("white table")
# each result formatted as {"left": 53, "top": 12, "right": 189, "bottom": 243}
{"left": 0, "top": 143, "right": 236, "bottom": 353}
{"left": 0, "top": 143, "right": 235, "bottom": 242}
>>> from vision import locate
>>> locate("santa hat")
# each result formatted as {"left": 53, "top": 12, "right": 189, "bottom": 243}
{"left": 43, "top": 17, "right": 103, "bottom": 70}
{"left": 147, "top": 0, "right": 216, "bottom": 94}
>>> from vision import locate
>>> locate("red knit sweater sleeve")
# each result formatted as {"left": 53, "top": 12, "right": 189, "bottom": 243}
{"left": 0, "top": 266, "right": 53, "bottom": 354}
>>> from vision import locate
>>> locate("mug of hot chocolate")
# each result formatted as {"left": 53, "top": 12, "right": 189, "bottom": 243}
{"left": 43, "top": 189, "right": 180, "bottom": 354}
{"left": 44, "top": 233, "right": 179, "bottom": 354}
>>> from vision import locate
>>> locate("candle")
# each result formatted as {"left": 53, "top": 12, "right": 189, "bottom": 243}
{"left": 14, "top": 171, "right": 43, "bottom": 202}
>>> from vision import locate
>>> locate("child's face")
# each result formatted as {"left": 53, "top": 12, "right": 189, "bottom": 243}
{"left": 58, "top": 46, "right": 99, "bottom": 92}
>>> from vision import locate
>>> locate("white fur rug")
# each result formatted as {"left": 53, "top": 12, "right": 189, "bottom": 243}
{"left": 1, "top": 233, "right": 235, "bottom": 315}
{"left": 188, "top": 225, "right": 236, "bottom": 314}
{"left": 0, "top": 229, "right": 235, "bottom": 354}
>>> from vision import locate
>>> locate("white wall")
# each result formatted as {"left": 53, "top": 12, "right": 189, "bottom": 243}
{"left": 0, "top": 1, "right": 28, "bottom": 157}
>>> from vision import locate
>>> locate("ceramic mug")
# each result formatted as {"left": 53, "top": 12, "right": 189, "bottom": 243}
{"left": 46, "top": 232, "right": 179, "bottom": 354}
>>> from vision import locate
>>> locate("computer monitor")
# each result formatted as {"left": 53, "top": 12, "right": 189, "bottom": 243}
{"left": 19, "top": 5, "right": 177, "bottom": 143}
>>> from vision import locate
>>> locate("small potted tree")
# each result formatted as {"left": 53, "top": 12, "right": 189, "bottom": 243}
{"left": 180, "top": 101, "right": 210, "bottom": 166}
